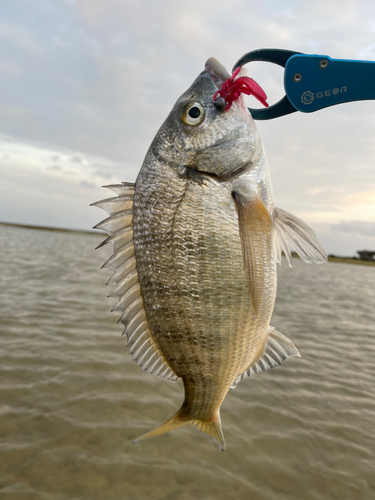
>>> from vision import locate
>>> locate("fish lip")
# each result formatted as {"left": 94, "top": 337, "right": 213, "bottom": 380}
{"left": 219, "top": 159, "right": 254, "bottom": 181}
{"left": 192, "top": 135, "right": 256, "bottom": 181}
{"left": 188, "top": 158, "right": 254, "bottom": 183}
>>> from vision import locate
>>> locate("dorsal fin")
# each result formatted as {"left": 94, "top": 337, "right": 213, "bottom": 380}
{"left": 231, "top": 327, "right": 300, "bottom": 388}
{"left": 92, "top": 183, "right": 179, "bottom": 383}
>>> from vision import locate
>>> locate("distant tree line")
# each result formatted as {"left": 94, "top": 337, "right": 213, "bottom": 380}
{"left": 356, "top": 250, "right": 375, "bottom": 261}
{"left": 328, "top": 250, "right": 375, "bottom": 261}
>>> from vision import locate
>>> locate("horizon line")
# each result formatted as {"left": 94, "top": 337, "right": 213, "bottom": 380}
{"left": 0, "top": 221, "right": 101, "bottom": 236}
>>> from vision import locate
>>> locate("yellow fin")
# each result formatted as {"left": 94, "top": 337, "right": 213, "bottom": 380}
{"left": 234, "top": 192, "right": 273, "bottom": 315}
{"left": 192, "top": 416, "right": 225, "bottom": 451}
{"left": 133, "top": 408, "right": 225, "bottom": 451}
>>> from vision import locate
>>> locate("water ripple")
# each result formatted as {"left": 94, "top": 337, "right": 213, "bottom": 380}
{"left": 1, "top": 226, "right": 375, "bottom": 500}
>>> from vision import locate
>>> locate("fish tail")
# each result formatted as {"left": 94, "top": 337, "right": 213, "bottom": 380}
{"left": 191, "top": 414, "right": 225, "bottom": 451}
{"left": 133, "top": 408, "right": 225, "bottom": 451}
{"left": 133, "top": 410, "right": 189, "bottom": 444}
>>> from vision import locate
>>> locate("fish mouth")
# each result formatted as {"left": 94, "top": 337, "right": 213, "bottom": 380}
{"left": 204, "top": 57, "right": 230, "bottom": 90}
{"left": 189, "top": 156, "right": 254, "bottom": 183}
{"left": 194, "top": 136, "right": 255, "bottom": 181}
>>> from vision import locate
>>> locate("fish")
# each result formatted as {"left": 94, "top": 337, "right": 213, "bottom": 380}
{"left": 92, "top": 57, "right": 327, "bottom": 451}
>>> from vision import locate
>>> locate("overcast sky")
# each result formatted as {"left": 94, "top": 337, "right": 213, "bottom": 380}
{"left": 1, "top": 0, "right": 375, "bottom": 255}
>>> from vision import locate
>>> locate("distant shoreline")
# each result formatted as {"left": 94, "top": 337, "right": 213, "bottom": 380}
{"left": 289, "top": 252, "right": 375, "bottom": 266}
{"left": 326, "top": 256, "right": 375, "bottom": 266}
{"left": 0, "top": 221, "right": 101, "bottom": 237}
{"left": 1, "top": 221, "right": 374, "bottom": 267}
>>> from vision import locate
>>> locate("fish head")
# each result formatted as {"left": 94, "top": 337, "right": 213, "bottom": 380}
{"left": 151, "top": 57, "right": 262, "bottom": 178}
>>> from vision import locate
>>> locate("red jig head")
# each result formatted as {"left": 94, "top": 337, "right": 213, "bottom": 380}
{"left": 213, "top": 67, "right": 269, "bottom": 111}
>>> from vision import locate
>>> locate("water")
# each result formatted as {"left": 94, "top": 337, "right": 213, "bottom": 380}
{"left": 0, "top": 225, "right": 374, "bottom": 500}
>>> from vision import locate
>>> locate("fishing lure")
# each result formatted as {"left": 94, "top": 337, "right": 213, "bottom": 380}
{"left": 213, "top": 66, "right": 269, "bottom": 110}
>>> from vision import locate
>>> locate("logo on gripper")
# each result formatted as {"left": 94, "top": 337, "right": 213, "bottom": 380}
{"left": 301, "top": 91, "right": 314, "bottom": 105}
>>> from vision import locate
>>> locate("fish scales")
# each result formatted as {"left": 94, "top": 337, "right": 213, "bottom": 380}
{"left": 134, "top": 162, "right": 271, "bottom": 416}
{"left": 94, "top": 57, "right": 327, "bottom": 450}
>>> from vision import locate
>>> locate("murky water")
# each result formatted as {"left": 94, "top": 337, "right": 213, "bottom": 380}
{"left": 0, "top": 225, "right": 374, "bottom": 500}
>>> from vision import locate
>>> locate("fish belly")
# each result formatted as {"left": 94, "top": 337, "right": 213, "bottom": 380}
{"left": 133, "top": 160, "right": 276, "bottom": 418}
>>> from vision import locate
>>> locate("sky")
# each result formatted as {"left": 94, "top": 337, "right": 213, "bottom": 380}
{"left": 1, "top": 0, "right": 375, "bottom": 256}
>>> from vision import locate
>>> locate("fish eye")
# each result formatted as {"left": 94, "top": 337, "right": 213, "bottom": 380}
{"left": 181, "top": 102, "right": 205, "bottom": 126}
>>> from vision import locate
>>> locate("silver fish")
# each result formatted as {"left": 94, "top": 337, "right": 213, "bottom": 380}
{"left": 93, "top": 57, "right": 326, "bottom": 450}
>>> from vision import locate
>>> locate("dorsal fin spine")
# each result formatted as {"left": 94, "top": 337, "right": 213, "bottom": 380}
{"left": 128, "top": 331, "right": 148, "bottom": 353}
{"left": 126, "top": 320, "right": 147, "bottom": 343}
{"left": 94, "top": 184, "right": 179, "bottom": 383}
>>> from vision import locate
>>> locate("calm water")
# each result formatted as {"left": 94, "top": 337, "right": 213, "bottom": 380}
{"left": 0, "top": 225, "right": 374, "bottom": 500}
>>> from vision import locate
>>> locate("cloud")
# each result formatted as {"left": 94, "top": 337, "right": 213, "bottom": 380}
{"left": 46, "top": 165, "right": 62, "bottom": 172}
{"left": 1, "top": 0, "right": 375, "bottom": 255}
{"left": 70, "top": 155, "right": 83, "bottom": 163}
{"left": 0, "top": 20, "right": 42, "bottom": 54}
{"left": 79, "top": 180, "right": 96, "bottom": 189}
{"left": 331, "top": 220, "right": 375, "bottom": 238}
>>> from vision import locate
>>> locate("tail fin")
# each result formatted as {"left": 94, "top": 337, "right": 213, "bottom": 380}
{"left": 191, "top": 417, "right": 225, "bottom": 451}
{"left": 133, "top": 408, "right": 226, "bottom": 451}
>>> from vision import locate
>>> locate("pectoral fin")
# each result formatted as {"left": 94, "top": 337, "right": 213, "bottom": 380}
{"left": 273, "top": 207, "right": 327, "bottom": 266}
{"left": 234, "top": 191, "right": 273, "bottom": 315}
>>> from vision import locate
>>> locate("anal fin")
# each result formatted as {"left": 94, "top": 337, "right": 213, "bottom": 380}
{"left": 231, "top": 327, "right": 300, "bottom": 388}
